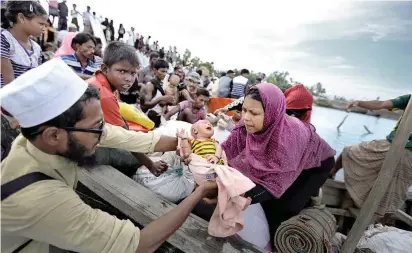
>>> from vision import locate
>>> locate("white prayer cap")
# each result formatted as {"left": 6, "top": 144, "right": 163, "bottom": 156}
{"left": 0, "top": 58, "right": 88, "bottom": 128}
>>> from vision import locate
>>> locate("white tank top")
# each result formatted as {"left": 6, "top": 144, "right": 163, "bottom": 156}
{"left": 149, "top": 89, "right": 163, "bottom": 115}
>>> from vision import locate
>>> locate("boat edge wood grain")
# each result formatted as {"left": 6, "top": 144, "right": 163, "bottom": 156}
{"left": 79, "top": 166, "right": 269, "bottom": 253}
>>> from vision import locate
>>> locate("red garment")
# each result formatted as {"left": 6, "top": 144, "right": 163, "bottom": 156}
{"left": 284, "top": 84, "right": 313, "bottom": 123}
{"left": 86, "top": 71, "right": 125, "bottom": 127}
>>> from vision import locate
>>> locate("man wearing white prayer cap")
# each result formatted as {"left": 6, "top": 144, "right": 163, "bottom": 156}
{"left": 1, "top": 58, "right": 217, "bottom": 253}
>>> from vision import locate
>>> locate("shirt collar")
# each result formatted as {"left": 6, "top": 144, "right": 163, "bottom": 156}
{"left": 73, "top": 52, "right": 93, "bottom": 67}
{"left": 94, "top": 70, "right": 119, "bottom": 98}
{"left": 94, "top": 70, "right": 110, "bottom": 89}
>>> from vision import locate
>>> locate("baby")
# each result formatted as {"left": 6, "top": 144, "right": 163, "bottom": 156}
{"left": 185, "top": 120, "right": 226, "bottom": 165}
{"left": 177, "top": 121, "right": 254, "bottom": 237}
{"left": 163, "top": 74, "right": 180, "bottom": 115}
{"left": 165, "top": 75, "right": 180, "bottom": 103}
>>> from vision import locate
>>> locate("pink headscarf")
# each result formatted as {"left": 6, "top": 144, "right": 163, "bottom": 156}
{"left": 221, "top": 83, "right": 335, "bottom": 198}
{"left": 54, "top": 32, "right": 76, "bottom": 57}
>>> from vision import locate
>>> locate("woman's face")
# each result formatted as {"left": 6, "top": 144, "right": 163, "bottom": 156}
{"left": 23, "top": 14, "right": 48, "bottom": 37}
{"left": 242, "top": 95, "right": 264, "bottom": 134}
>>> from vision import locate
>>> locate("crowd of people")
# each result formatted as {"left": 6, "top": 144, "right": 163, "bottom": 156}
{"left": 1, "top": 1, "right": 411, "bottom": 253}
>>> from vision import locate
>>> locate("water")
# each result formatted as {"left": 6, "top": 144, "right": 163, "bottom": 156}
{"left": 311, "top": 106, "right": 398, "bottom": 181}
{"left": 211, "top": 105, "right": 404, "bottom": 188}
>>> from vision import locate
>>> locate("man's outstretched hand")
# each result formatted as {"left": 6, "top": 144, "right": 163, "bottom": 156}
{"left": 198, "top": 181, "right": 218, "bottom": 204}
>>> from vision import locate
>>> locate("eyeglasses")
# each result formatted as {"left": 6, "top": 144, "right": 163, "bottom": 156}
{"left": 31, "top": 121, "right": 105, "bottom": 141}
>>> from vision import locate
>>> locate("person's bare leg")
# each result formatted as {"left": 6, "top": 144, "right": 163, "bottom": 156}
{"left": 330, "top": 152, "right": 343, "bottom": 178}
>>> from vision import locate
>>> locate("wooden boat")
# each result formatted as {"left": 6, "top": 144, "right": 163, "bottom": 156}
{"left": 77, "top": 166, "right": 412, "bottom": 253}
{"left": 77, "top": 104, "right": 412, "bottom": 252}
{"left": 78, "top": 165, "right": 270, "bottom": 253}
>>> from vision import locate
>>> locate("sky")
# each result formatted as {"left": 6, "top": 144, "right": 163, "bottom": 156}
{"left": 48, "top": 0, "right": 411, "bottom": 100}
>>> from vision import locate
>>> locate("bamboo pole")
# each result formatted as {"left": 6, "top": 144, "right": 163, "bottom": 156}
{"left": 340, "top": 98, "right": 412, "bottom": 253}
{"left": 337, "top": 115, "right": 349, "bottom": 132}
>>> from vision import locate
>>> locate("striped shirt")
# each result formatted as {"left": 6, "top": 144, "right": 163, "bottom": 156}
{"left": 60, "top": 53, "right": 99, "bottom": 76}
{"left": 190, "top": 138, "right": 224, "bottom": 165}
{"left": 1, "top": 30, "right": 42, "bottom": 87}
{"left": 230, "top": 75, "right": 249, "bottom": 98}
{"left": 94, "top": 55, "right": 103, "bottom": 67}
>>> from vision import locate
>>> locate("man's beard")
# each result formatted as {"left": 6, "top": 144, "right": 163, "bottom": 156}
{"left": 58, "top": 133, "right": 97, "bottom": 168}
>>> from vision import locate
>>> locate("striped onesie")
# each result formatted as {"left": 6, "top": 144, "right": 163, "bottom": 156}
{"left": 190, "top": 138, "right": 224, "bottom": 165}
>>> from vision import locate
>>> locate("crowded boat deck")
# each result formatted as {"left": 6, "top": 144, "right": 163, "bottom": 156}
{"left": 1, "top": 1, "right": 412, "bottom": 253}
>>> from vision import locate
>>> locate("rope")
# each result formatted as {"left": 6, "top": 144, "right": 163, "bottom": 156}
{"left": 274, "top": 206, "right": 337, "bottom": 253}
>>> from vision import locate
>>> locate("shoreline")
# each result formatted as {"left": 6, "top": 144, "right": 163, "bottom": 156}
{"left": 314, "top": 98, "right": 402, "bottom": 120}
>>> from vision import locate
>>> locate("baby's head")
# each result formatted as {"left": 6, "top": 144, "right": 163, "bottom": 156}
{"left": 169, "top": 74, "right": 180, "bottom": 88}
{"left": 191, "top": 120, "right": 214, "bottom": 139}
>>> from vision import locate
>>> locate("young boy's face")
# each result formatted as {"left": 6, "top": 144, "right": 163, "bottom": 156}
{"left": 103, "top": 60, "right": 138, "bottom": 92}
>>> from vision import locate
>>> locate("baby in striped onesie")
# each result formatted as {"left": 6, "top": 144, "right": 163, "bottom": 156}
{"left": 188, "top": 120, "right": 225, "bottom": 165}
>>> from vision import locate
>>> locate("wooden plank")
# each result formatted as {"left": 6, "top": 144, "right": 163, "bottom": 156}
{"left": 324, "top": 179, "right": 346, "bottom": 190}
{"left": 327, "top": 207, "right": 353, "bottom": 217}
{"left": 322, "top": 185, "right": 343, "bottom": 206}
{"left": 348, "top": 207, "right": 360, "bottom": 217}
{"left": 395, "top": 209, "right": 412, "bottom": 227}
{"left": 79, "top": 166, "right": 268, "bottom": 253}
{"left": 341, "top": 99, "right": 412, "bottom": 253}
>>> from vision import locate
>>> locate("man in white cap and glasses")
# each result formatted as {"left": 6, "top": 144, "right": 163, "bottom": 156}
{"left": 1, "top": 58, "right": 217, "bottom": 253}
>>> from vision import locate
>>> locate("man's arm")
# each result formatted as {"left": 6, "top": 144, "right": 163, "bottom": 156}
{"left": 132, "top": 152, "right": 167, "bottom": 176}
{"left": 153, "top": 135, "right": 179, "bottom": 152}
{"left": 1, "top": 34, "right": 15, "bottom": 85}
{"left": 4, "top": 180, "right": 141, "bottom": 253}
{"left": 137, "top": 68, "right": 146, "bottom": 84}
{"left": 346, "top": 99, "right": 394, "bottom": 111}
{"left": 180, "top": 89, "right": 194, "bottom": 102}
{"left": 136, "top": 182, "right": 216, "bottom": 253}
{"left": 4, "top": 177, "right": 216, "bottom": 253}
{"left": 140, "top": 82, "right": 162, "bottom": 112}
{"left": 164, "top": 104, "right": 181, "bottom": 120}
{"left": 100, "top": 123, "right": 180, "bottom": 153}
{"left": 1, "top": 58, "right": 15, "bottom": 85}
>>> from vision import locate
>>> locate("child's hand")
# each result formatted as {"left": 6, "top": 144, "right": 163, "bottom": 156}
{"left": 176, "top": 129, "right": 190, "bottom": 159}
{"left": 206, "top": 155, "right": 219, "bottom": 164}
{"left": 148, "top": 160, "right": 168, "bottom": 177}
{"left": 182, "top": 157, "right": 191, "bottom": 165}
{"left": 176, "top": 129, "right": 188, "bottom": 139}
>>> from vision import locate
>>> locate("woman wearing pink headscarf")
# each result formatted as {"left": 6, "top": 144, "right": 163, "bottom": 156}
{"left": 219, "top": 83, "right": 336, "bottom": 240}
{"left": 54, "top": 32, "right": 76, "bottom": 57}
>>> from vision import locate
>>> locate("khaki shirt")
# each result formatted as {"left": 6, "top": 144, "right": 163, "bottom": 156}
{"left": 1, "top": 123, "right": 161, "bottom": 253}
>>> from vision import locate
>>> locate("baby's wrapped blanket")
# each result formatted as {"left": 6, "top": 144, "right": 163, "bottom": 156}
{"left": 189, "top": 154, "right": 255, "bottom": 237}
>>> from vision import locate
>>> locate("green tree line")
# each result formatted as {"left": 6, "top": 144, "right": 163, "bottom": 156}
{"left": 179, "top": 49, "right": 328, "bottom": 97}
